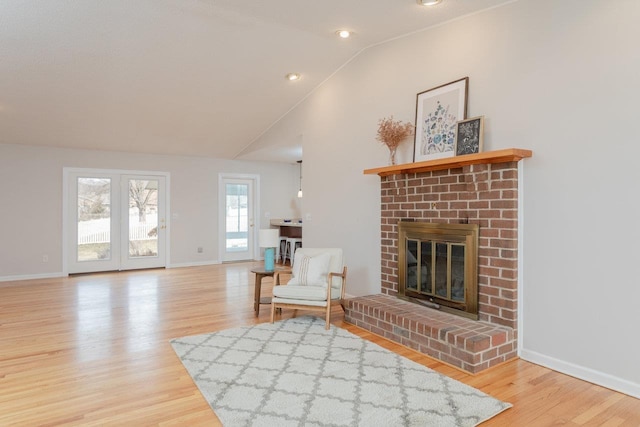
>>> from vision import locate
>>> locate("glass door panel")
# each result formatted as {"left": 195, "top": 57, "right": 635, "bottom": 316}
{"left": 421, "top": 240, "right": 433, "bottom": 294}
{"left": 221, "top": 177, "right": 254, "bottom": 262}
{"left": 68, "top": 173, "right": 120, "bottom": 274}
{"left": 435, "top": 242, "right": 448, "bottom": 298}
{"left": 77, "top": 178, "right": 112, "bottom": 262}
{"left": 120, "top": 175, "right": 166, "bottom": 270}
{"left": 451, "top": 244, "right": 465, "bottom": 302}
{"left": 226, "top": 183, "right": 248, "bottom": 252}
{"left": 127, "top": 179, "right": 159, "bottom": 258}
{"left": 405, "top": 239, "right": 418, "bottom": 292}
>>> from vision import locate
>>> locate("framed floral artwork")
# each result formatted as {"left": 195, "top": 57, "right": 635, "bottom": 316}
{"left": 455, "top": 116, "right": 484, "bottom": 155}
{"left": 413, "top": 77, "right": 468, "bottom": 162}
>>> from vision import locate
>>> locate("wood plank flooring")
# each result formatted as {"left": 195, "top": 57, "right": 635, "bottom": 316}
{"left": 1, "top": 263, "right": 638, "bottom": 426}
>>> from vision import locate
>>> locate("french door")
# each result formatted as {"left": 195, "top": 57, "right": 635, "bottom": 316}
{"left": 219, "top": 175, "right": 258, "bottom": 262}
{"left": 65, "top": 170, "right": 167, "bottom": 274}
{"left": 120, "top": 175, "right": 166, "bottom": 270}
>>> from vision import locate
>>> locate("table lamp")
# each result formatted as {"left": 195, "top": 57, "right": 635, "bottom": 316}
{"left": 259, "top": 229, "right": 280, "bottom": 272}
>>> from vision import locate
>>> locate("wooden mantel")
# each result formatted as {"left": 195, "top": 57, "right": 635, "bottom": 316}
{"left": 364, "top": 148, "right": 532, "bottom": 177}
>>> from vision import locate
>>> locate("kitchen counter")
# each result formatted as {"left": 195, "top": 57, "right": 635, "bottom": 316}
{"left": 270, "top": 219, "right": 302, "bottom": 227}
{"left": 270, "top": 219, "right": 302, "bottom": 238}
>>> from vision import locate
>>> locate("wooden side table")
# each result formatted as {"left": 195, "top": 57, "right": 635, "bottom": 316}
{"left": 251, "top": 267, "right": 290, "bottom": 316}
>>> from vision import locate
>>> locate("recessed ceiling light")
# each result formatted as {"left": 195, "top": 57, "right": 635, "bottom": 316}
{"left": 336, "top": 30, "right": 352, "bottom": 39}
{"left": 285, "top": 73, "right": 301, "bottom": 81}
{"left": 418, "top": 0, "right": 442, "bottom": 5}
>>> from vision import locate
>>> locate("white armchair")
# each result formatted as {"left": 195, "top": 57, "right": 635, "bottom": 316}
{"left": 270, "top": 248, "right": 347, "bottom": 330}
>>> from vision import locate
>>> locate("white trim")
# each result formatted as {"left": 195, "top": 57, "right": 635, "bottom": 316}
{"left": 63, "top": 167, "right": 170, "bottom": 176}
{"left": 520, "top": 349, "right": 640, "bottom": 399}
{"left": 0, "top": 272, "right": 66, "bottom": 283}
{"left": 168, "top": 260, "right": 221, "bottom": 269}
{"left": 165, "top": 174, "right": 172, "bottom": 268}
{"left": 62, "top": 169, "right": 69, "bottom": 276}
{"left": 517, "top": 161, "right": 524, "bottom": 356}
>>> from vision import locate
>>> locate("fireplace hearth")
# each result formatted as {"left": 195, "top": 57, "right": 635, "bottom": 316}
{"left": 398, "top": 221, "right": 479, "bottom": 319}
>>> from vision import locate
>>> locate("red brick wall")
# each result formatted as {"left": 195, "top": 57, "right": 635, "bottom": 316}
{"left": 380, "top": 162, "right": 519, "bottom": 329}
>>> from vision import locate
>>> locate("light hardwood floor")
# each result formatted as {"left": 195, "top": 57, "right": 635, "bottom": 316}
{"left": 1, "top": 263, "right": 638, "bottom": 426}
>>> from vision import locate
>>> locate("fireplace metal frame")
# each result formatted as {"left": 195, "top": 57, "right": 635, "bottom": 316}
{"left": 398, "top": 221, "right": 479, "bottom": 320}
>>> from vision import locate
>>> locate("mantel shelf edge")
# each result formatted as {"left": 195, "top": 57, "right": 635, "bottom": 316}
{"left": 363, "top": 148, "right": 532, "bottom": 177}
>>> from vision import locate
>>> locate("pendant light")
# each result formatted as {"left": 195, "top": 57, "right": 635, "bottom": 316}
{"left": 297, "top": 160, "right": 303, "bottom": 198}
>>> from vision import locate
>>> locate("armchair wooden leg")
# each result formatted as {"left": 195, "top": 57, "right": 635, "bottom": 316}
{"left": 325, "top": 305, "right": 331, "bottom": 330}
{"left": 270, "top": 302, "right": 275, "bottom": 324}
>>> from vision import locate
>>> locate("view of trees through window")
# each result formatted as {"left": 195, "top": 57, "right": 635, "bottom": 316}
{"left": 128, "top": 179, "right": 158, "bottom": 257}
{"left": 77, "top": 178, "right": 111, "bottom": 261}
{"left": 76, "top": 178, "right": 158, "bottom": 261}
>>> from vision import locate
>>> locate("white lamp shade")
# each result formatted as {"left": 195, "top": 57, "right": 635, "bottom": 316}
{"left": 259, "top": 229, "right": 280, "bottom": 248}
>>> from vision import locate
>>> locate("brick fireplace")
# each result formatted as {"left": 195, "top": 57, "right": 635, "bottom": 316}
{"left": 344, "top": 149, "right": 531, "bottom": 373}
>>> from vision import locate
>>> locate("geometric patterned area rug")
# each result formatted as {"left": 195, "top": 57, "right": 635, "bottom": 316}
{"left": 170, "top": 316, "right": 512, "bottom": 427}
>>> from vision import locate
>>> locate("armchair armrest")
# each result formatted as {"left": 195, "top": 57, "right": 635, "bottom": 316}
{"left": 326, "top": 266, "right": 348, "bottom": 300}
{"left": 328, "top": 271, "right": 346, "bottom": 280}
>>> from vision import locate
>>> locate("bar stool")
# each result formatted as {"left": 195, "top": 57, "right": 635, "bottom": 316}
{"left": 276, "top": 235, "right": 288, "bottom": 264}
{"left": 283, "top": 237, "right": 302, "bottom": 266}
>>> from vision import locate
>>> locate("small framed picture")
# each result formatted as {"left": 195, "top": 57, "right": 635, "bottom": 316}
{"left": 414, "top": 77, "right": 469, "bottom": 162}
{"left": 455, "top": 116, "right": 484, "bottom": 156}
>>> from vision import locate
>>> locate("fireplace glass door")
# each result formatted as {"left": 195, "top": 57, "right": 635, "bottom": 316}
{"left": 398, "top": 222, "right": 479, "bottom": 319}
{"left": 406, "top": 240, "right": 466, "bottom": 302}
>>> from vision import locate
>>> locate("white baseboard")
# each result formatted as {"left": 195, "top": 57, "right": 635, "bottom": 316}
{"left": 520, "top": 348, "right": 640, "bottom": 399}
{"left": 168, "top": 260, "right": 221, "bottom": 269}
{"left": 0, "top": 272, "right": 66, "bottom": 283}
{"left": 2, "top": 261, "right": 253, "bottom": 278}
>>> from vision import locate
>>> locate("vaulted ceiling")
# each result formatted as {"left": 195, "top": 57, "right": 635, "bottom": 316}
{"left": 0, "top": 0, "right": 512, "bottom": 162}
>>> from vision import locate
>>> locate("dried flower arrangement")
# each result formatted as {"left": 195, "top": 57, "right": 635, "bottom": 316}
{"left": 376, "top": 116, "right": 415, "bottom": 165}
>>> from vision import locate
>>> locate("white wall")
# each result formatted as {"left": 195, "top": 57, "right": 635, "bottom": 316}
{"left": 248, "top": 0, "right": 640, "bottom": 397}
{"left": 0, "top": 143, "right": 299, "bottom": 278}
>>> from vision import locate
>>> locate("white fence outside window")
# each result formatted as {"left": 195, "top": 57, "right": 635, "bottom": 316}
{"left": 78, "top": 218, "right": 158, "bottom": 244}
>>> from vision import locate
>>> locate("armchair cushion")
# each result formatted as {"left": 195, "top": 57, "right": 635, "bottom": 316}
{"left": 288, "top": 252, "right": 331, "bottom": 286}
{"left": 272, "top": 285, "right": 342, "bottom": 302}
